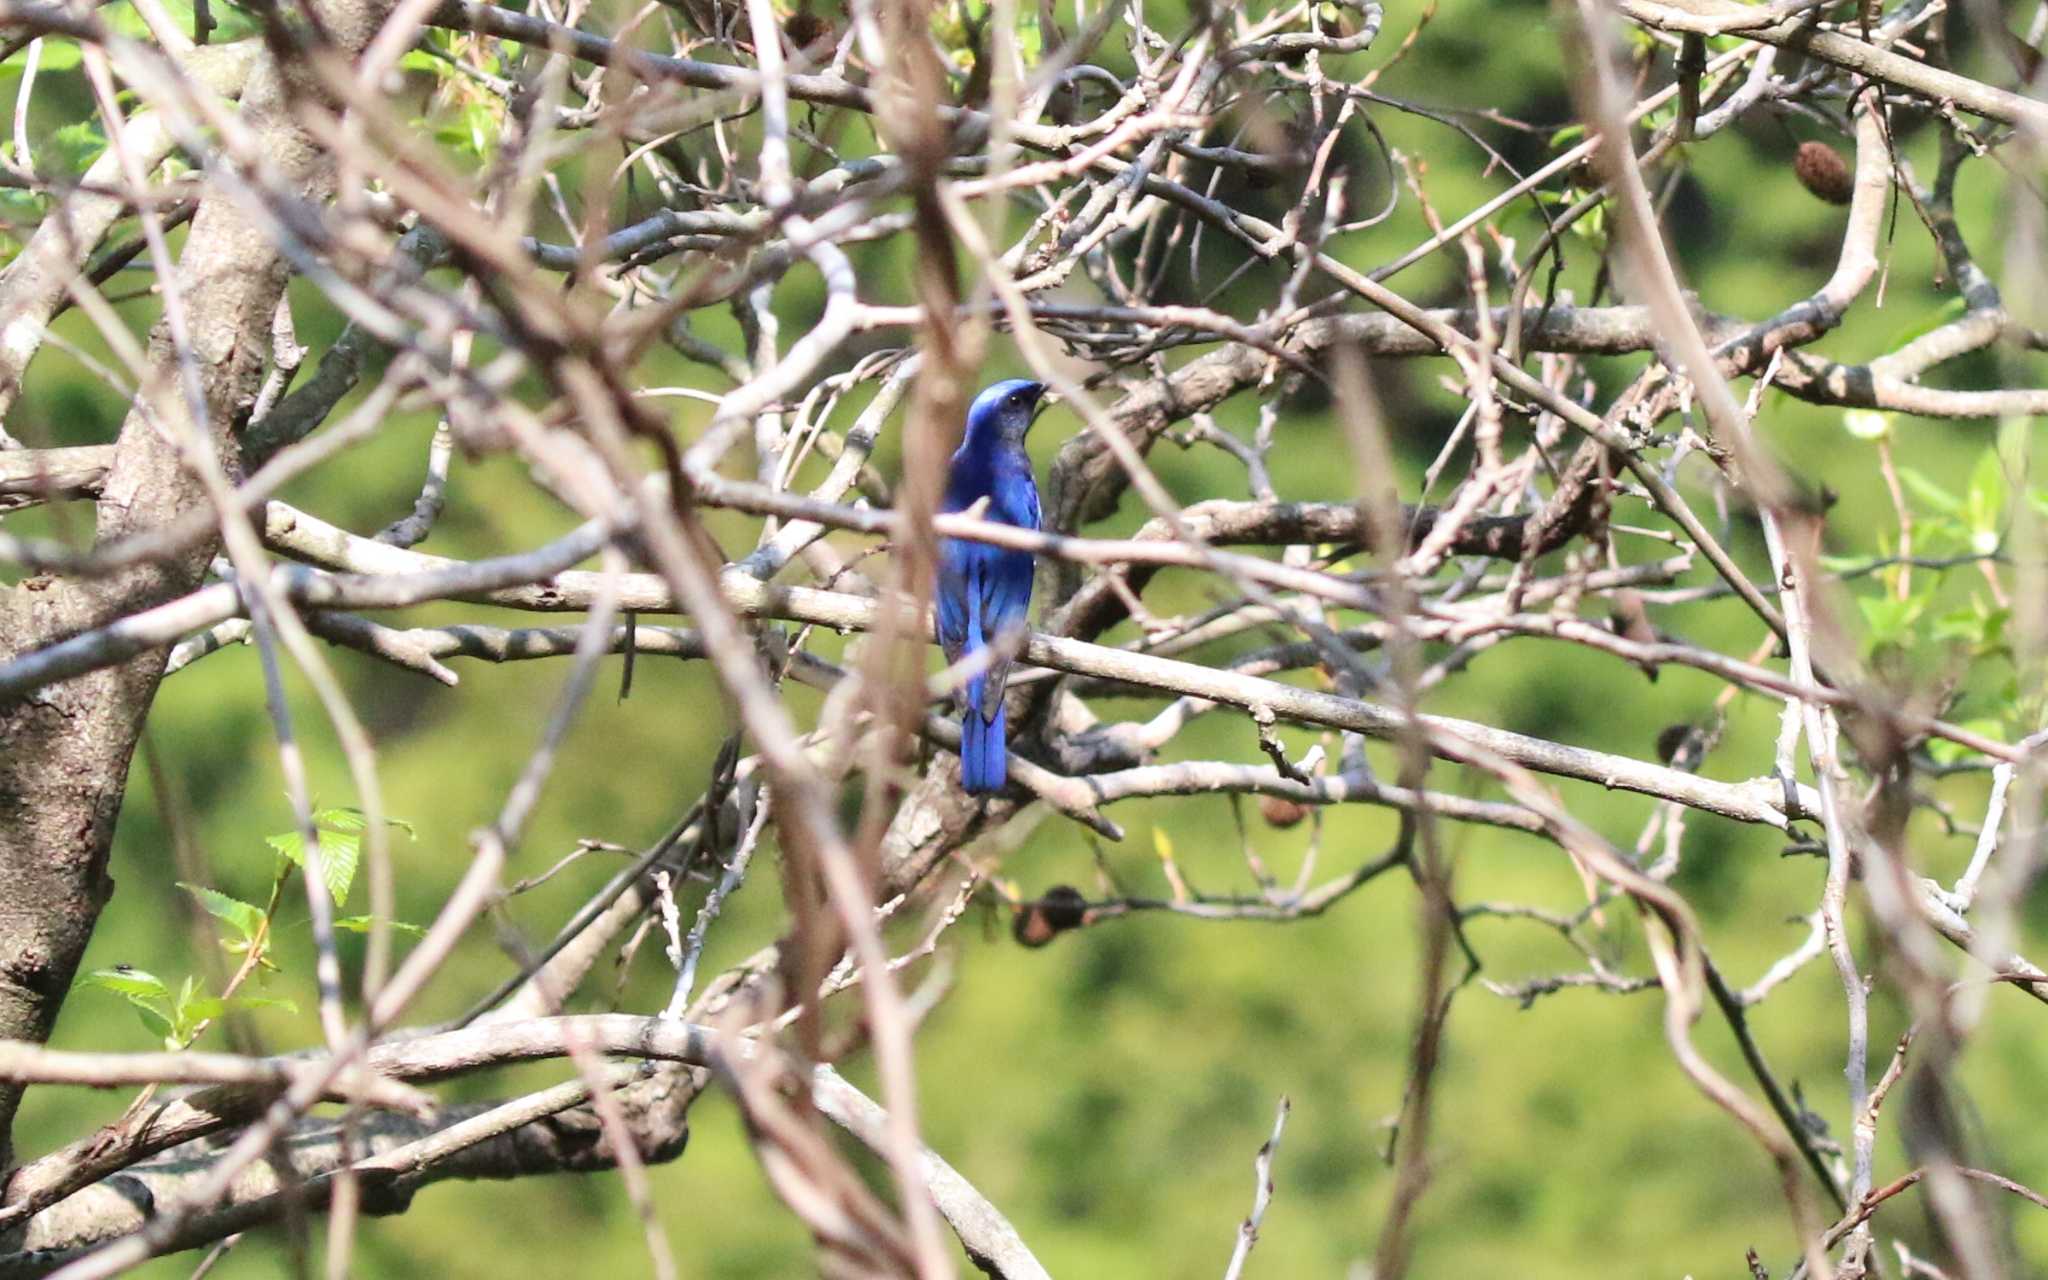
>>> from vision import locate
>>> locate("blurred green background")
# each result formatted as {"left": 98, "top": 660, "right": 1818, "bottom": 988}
{"left": 4, "top": 0, "right": 2046, "bottom": 1274}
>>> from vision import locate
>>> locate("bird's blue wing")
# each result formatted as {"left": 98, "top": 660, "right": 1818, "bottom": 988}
{"left": 935, "top": 538, "right": 973, "bottom": 665}
{"left": 969, "top": 545, "right": 1033, "bottom": 724}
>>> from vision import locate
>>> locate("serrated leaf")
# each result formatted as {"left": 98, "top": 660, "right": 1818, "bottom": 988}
{"left": 314, "top": 807, "right": 415, "bottom": 839}
{"left": 265, "top": 807, "right": 407, "bottom": 906}
{"left": 179, "top": 883, "right": 266, "bottom": 942}
{"left": 332, "top": 916, "right": 428, "bottom": 938}
{"left": 312, "top": 831, "right": 359, "bottom": 907}
{"left": 78, "top": 967, "right": 169, "bottom": 1003}
{"left": 268, "top": 819, "right": 360, "bottom": 897}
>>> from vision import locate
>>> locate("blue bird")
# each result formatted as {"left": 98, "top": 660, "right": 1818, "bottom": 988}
{"left": 937, "top": 379, "right": 1046, "bottom": 793}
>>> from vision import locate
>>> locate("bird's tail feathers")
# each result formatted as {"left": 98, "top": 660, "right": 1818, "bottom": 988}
{"left": 960, "top": 702, "right": 1008, "bottom": 793}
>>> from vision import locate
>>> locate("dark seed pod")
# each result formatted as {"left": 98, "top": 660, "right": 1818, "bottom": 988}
{"left": 783, "top": 8, "right": 832, "bottom": 54}
{"left": 1038, "top": 885, "right": 1087, "bottom": 929}
{"left": 1656, "top": 723, "right": 1701, "bottom": 767}
{"left": 1013, "top": 906, "right": 1057, "bottom": 948}
{"left": 1013, "top": 885, "right": 1089, "bottom": 947}
{"left": 1258, "top": 795, "right": 1310, "bottom": 828}
{"left": 1794, "top": 141, "right": 1854, "bottom": 206}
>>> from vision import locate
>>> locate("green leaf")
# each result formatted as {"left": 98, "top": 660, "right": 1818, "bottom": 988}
{"left": 1910, "top": 513, "right": 1969, "bottom": 557}
{"left": 1896, "top": 467, "right": 1963, "bottom": 516}
{"left": 179, "top": 883, "right": 266, "bottom": 943}
{"left": 1996, "top": 416, "right": 2033, "bottom": 475}
{"left": 267, "top": 823, "right": 358, "bottom": 905}
{"left": 1931, "top": 602, "right": 2010, "bottom": 654}
{"left": 4, "top": 37, "right": 83, "bottom": 71}
{"left": 46, "top": 120, "right": 107, "bottom": 177}
{"left": 1964, "top": 447, "right": 2009, "bottom": 552}
{"left": 1858, "top": 593, "right": 1924, "bottom": 647}
{"left": 78, "top": 966, "right": 169, "bottom": 1004}
{"left": 266, "top": 807, "right": 409, "bottom": 906}
{"left": 332, "top": 916, "right": 428, "bottom": 938}
{"left": 135, "top": 1003, "right": 176, "bottom": 1046}
{"left": 1885, "top": 294, "right": 1968, "bottom": 352}
{"left": 1014, "top": 6, "right": 1043, "bottom": 63}
{"left": 313, "top": 808, "right": 414, "bottom": 839}
{"left": 180, "top": 994, "right": 297, "bottom": 1023}
{"left": 80, "top": 967, "right": 186, "bottom": 1045}
{"left": 100, "top": 0, "right": 257, "bottom": 42}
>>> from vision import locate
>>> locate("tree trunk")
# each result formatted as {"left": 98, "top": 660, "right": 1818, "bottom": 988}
{"left": 0, "top": 0, "right": 395, "bottom": 1170}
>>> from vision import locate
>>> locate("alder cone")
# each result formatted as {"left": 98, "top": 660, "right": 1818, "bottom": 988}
{"left": 1794, "top": 141, "right": 1853, "bottom": 206}
{"left": 1259, "top": 795, "right": 1310, "bottom": 828}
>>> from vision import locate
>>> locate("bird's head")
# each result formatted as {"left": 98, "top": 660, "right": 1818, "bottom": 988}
{"left": 966, "top": 378, "right": 1047, "bottom": 445}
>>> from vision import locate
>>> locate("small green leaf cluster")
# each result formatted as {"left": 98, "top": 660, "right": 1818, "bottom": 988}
{"left": 77, "top": 808, "right": 419, "bottom": 1048}
{"left": 1829, "top": 415, "right": 2042, "bottom": 762}
{"left": 76, "top": 967, "right": 293, "bottom": 1051}
{"left": 399, "top": 32, "right": 514, "bottom": 162}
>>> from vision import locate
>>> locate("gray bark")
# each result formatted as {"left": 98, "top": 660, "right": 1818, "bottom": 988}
{"left": 0, "top": 0, "right": 395, "bottom": 1169}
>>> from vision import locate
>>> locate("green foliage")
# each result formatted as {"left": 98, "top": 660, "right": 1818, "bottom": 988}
{"left": 46, "top": 120, "right": 108, "bottom": 178}
{"left": 102, "top": 0, "right": 260, "bottom": 44}
{"left": 178, "top": 882, "right": 272, "bottom": 965}
{"left": 1534, "top": 184, "right": 1607, "bottom": 250}
{"left": 8, "top": 37, "right": 82, "bottom": 72}
{"left": 931, "top": 0, "right": 1045, "bottom": 79}
{"left": 263, "top": 806, "right": 414, "bottom": 907}
{"left": 401, "top": 31, "right": 513, "bottom": 161}
{"left": 76, "top": 809, "right": 417, "bottom": 1051}
{"left": 22, "top": 1, "right": 2048, "bottom": 1274}
{"left": 77, "top": 967, "right": 294, "bottom": 1050}
{"left": 332, "top": 915, "right": 428, "bottom": 936}
{"left": 1828, "top": 421, "right": 2042, "bottom": 768}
